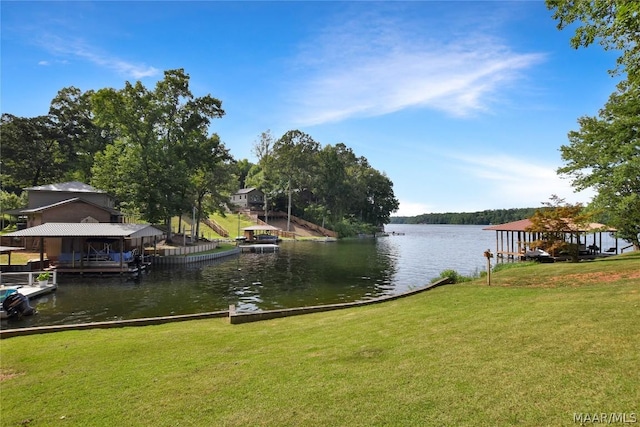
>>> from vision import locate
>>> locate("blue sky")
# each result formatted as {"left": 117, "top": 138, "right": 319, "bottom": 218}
{"left": 1, "top": 1, "right": 621, "bottom": 216}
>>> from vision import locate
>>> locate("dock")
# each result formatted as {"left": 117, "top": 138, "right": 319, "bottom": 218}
{"left": 238, "top": 244, "right": 280, "bottom": 253}
{"left": 1, "top": 283, "right": 58, "bottom": 301}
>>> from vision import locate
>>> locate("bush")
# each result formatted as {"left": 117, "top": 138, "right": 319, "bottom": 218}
{"left": 432, "top": 269, "right": 472, "bottom": 284}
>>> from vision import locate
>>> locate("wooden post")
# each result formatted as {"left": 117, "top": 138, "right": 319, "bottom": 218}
{"left": 484, "top": 249, "right": 493, "bottom": 285}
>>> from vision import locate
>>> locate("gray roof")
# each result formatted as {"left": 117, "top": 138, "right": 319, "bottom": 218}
{"left": 4, "top": 223, "right": 164, "bottom": 239}
{"left": 243, "top": 225, "right": 281, "bottom": 231}
{"left": 19, "top": 197, "right": 122, "bottom": 215}
{"left": 235, "top": 187, "right": 260, "bottom": 195}
{"left": 24, "top": 181, "right": 105, "bottom": 193}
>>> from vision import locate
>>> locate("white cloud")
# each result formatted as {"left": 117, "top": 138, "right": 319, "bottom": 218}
{"left": 451, "top": 153, "right": 596, "bottom": 208}
{"left": 287, "top": 10, "right": 544, "bottom": 126}
{"left": 39, "top": 34, "right": 159, "bottom": 79}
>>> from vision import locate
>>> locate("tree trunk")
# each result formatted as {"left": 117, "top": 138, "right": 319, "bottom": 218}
{"left": 287, "top": 178, "right": 292, "bottom": 232}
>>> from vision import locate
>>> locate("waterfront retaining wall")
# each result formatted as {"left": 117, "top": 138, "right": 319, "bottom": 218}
{"left": 0, "top": 277, "right": 452, "bottom": 338}
{"left": 228, "top": 277, "right": 452, "bottom": 324}
{"left": 151, "top": 247, "right": 240, "bottom": 265}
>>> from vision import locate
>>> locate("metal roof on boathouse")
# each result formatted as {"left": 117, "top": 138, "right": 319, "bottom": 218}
{"left": 5, "top": 223, "right": 163, "bottom": 239}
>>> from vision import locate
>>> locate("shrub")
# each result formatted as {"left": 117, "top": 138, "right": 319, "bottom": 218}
{"left": 432, "top": 269, "right": 472, "bottom": 284}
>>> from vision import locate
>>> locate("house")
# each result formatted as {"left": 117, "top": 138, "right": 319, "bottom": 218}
{"left": 2, "top": 182, "right": 164, "bottom": 274}
{"left": 19, "top": 181, "right": 123, "bottom": 228}
{"left": 230, "top": 188, "right": 264, "bottom": 211}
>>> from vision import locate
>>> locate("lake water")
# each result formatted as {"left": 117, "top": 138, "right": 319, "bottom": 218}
{"left": 2, "top": 224, "right": 502, "bottom": 329}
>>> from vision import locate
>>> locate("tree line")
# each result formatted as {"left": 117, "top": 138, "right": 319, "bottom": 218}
{"left": 0, "top": 69, "right": 398, "bottom": 237}
{"left": 391, "top": 208, "right": 537, "bottom": 225}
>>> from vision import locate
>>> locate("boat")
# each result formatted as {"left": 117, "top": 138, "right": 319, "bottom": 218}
{"left": 255, "top": 234, "right": 280, "bottom": 243}
{"left": 0, "top": 282, "right": 57, "bottom": 320}
{"left": 524, "top": 248, "right": 552, "bottom": 261}
{"left": 1, "top": 288, "right": 35, "bottom": 319}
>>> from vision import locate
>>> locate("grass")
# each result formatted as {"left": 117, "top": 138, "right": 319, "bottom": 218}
{"left": 170, "top": 213, "right": 255, "bottom": 240}
{"left": 1, "top": 254, "right": 639, "bottom": 426}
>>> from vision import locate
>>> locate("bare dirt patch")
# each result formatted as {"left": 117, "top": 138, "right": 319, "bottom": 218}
{"left": 546, "top": 271, "right": 640, "bottom": 285}
{"left": 0, "top": 369, "right": 25, "bottom": 382}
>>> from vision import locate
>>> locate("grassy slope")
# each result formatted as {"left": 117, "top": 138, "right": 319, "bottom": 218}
{"left": 170, "top": 213, "right": 255, "bottom": 240}
{"left": 1, "top": 254, "right": 639, "bottom": 426}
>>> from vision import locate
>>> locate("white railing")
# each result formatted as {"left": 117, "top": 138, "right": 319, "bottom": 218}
{"left": 0, "top": 270, "right": 58, "bottom": 287}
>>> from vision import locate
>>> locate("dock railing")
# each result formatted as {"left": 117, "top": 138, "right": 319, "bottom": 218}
{"left": 0, "top": 270, "right": 58, "bottom": 287}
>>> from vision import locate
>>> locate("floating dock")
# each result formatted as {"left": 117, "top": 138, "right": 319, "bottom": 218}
{"left": 1, "top": 283, "right": 58, "bottom": 301}
{"left": 238, "top": 244, "right": 280, "bottom": 253}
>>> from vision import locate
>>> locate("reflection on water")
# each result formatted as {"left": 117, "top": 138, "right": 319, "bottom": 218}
{"left": 3, "top": 225, "right": 497, "bottom": 329}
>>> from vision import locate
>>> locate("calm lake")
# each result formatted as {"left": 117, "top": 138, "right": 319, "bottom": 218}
{"left": 4, "top": 224, "right": 501, "bottom": 329}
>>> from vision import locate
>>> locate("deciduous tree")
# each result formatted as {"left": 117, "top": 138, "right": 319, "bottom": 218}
{"left": 91, "top": 69, "right": 228, "bottom": 234}
{"left": 546, "top": 0, "right": 640, "bottom": 82}
{"left": 526, "top": 195, "right": 595, "bottom": 261}
{"left": 558, "top": 85, "right": 640, "bottom": 249}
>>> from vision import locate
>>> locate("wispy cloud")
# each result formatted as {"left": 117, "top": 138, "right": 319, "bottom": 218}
{"left": 39, "top": 34, "right": 158, "bottom": 79}
{"left": 450, "top": 153, "right": 595, "bottom": 207}
{"left": 287, "top": 8, "right": 545, "bottom": 126}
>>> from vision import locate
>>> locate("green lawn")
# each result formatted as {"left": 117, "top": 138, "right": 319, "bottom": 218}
{"left": 1, "top": 254, "right": 639, "bottom": 426}
{"left": 170, "top": 213, "right": 255, "bottom": 240}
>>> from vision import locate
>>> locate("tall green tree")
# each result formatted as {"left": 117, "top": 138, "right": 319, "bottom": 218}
{"left": 0, "top": 114, "right": 64, "bottom": 193}
{"left": 547, "top": 0, "right": 640, "bottom": 82}
{"left": 348, "top": 157, "right": 399, "bottom": 228}
{"left": 271, "top": 130, "right": 320, "bottom": 231}
{"left": 315, "top": 143, "right": 355, "bottom": 224}
{"left": 548, "top": 0, "right": 640, "bottom": 249}
{"left": 250, "top": 130, "right": 276, "bottom": 223}
{"left": 234, "top": 159, "right": 253, "bottom": 190}
{"left": 558, "top": 85, "right": 640, "bottom": 249}
{"left": 91, "top": 69, "right": 227, "bottom": 232}
{"left": 190, "top": 134, "right": 236, "bottom": 239}
{"left": 48, "top": 87, "right": 111, "bottom": 183}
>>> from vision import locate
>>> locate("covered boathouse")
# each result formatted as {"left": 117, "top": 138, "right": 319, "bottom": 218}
{"left": 4, "top": 223, "right": 164, "bottom": 275}
{"left": 483, "top": 219, "right": 618, "bottom": 261}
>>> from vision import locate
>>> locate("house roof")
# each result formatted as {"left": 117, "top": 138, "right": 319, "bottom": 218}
{"left": 19, "top": 197, "right": 122, "bottom": 215}
{"left": 24, "top": 181, "right": 105, "bottom": 193}
{"left": 484, "top": 219, "right": 615, "bottom": 232}
{"left": 4, "top": 223, "right": 163, "bottom": 239}
{"left": 235, "top": 187, "right": 260, "bottom": 195}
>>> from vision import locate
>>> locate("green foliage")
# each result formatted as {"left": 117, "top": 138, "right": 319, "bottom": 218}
{"left": 0, "top": 114, "right": 66, "bottom": 192}
{"left": 526, "top": 195, "right": 595, "bottom": 261}
{"left": 91, "top": 69, "right": 232, "bottom": 231}
{"left": 253, "top": 132, "right": 399, "bottom": 231}
{"left": 330, "top": 217, "right": 379, "bottom": 238}
{"left": 432, "top": 269, "right": 473, "bottom": 284}
{"left": 548, "top": 0, "right": 640, "bottom": 251}
{"left": 547, "top": 0, "right": 640, "bottom": 82}
{"left": 392, "top": 207, "right": 537, "bottom": 225}
{"left": 558, "top": 84, "right": 640, "bottom": 250}
{"left": 36, "top": 272, "right": 50, "bottom": 281}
